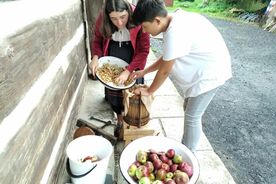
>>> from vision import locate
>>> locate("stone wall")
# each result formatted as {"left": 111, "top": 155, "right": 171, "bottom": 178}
{"left": 0, "top": 0, "right": 102, "bottom": 183}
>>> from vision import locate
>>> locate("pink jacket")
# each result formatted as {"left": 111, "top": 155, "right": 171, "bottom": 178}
{"left": 91, "top": 8, "right": 150, "bottom": 72}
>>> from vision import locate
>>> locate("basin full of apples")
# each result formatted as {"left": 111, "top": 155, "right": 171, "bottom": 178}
{"left": 119, "top": 136, "right": 199, "bottom": 184}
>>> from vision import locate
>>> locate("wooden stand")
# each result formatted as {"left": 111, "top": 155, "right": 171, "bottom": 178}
{"left": 123, "top": 121, "right": 158, "bottom": 145}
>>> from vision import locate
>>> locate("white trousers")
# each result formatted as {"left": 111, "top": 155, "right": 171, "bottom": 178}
{"left": 182, "top": 87, "right": 218, "bottom": 152}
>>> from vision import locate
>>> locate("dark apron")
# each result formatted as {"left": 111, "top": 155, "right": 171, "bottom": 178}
{"left": 106, "top": 40, "right": 144, "bottom": 114}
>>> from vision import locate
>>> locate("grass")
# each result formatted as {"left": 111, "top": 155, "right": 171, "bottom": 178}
{"left": 166, "top": 0, "right": 268, "bottom": 21}
{"left": 167, "top": 0, "right": 233, "bottom": 20}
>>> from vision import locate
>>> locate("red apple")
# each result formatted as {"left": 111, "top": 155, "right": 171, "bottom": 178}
{"left": 170, "top": 164, "right": 178, "bottom": 173}
{"left": 148, "top": 149, "right": 158, "bottom": 154}
{"left": 149, "top": 153, "right": 159, "bottom": 162}
{"left": 166, "top": 149, "right": 175, "bottom": 159}
{"left": 144, "top": 161, "right": 154, "bottom": 173}
{"left": 156, "top": 168, "right": 167, "bottom": 181}
{"left": 160, "top": 154, "right": 170, "bottom": 164}
{"left": 178, "top": 162, "right": 193, "bottom": 177}
{"left": 134, "top": 160, "right": 141, "bottom": 167}
{"left": 153, "top": 159, "right": 163, "bottom": 170}
{"left": 167, "top": 159, "right": 173, "bottom": 166}
{"left": 177, "top": 162, "right": 185, "bottom": 171}
{"left": 161, "top": 163, "right": 170, "bottom": 172}
{"left": 166, "top": 179, "right": 176, "bottom": 184}
{"left": 159, "top": 151, "right": 166, "bottom": 155}
{"left": 135, "top": 165, "right": 149, "bottom": 180}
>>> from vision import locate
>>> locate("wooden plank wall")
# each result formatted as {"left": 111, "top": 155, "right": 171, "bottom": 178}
{"left": 0, "top": 0, "right": 103, "bottom": 183}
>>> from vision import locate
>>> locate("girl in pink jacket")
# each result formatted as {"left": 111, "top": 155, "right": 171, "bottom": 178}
{"left": 89, "top": 0, "right": 150, "bottom": 138}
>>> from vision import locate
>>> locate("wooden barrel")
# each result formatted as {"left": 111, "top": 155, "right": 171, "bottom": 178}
{"left": 123, "top": 94, "right": 150, "bottom": 128}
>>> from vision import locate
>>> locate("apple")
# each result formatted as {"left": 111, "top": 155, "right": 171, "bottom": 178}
{"left": 159, "top": 151, "right": 166, "bottom": 155}
{"left": 153, "top": 159, "right": 163, "bottom": 170}
{"left": 149, "top": 153, "right": 159, "bottom": 162}
{"left": 166, "top": 149, "right": 175, "bottom": 159}
{"left": 166, "top": 179, "right": 176, "bottom": 184}
{"left": 167, "top": 159, "right": 173, "bottom": 166}
{"left": 149, "top": 172, "right": 155, "bottom": 181}
{"left": 156, "top": 168, "right": 167, "bottom": 181}
{"left": 134, "top": 160, "right": 141, "bottom": 167}
{"left": 166, "top": 171, "right": 174, "bottom": 179}
{"left": 161, "top": 163, "right": 170, "bottom": 172}
{"left": 135, "top": 165, "right": 149, "bottom": 180}
{"left": 148, "top": 149, "right": 158, "bottom": 154}
{"left": 152, "top": 180, "right": 164, "bottom": 184}
{"left": 178, "top": 162, "right": 193, "bottom": 177}
{"left": 144, "top": 161, "right": 154, "bottom": 173}
{"left": 170, "top": 164, "right": 178, "bottom": 173}
{"left": 160, "top": 154, "right": 170, "bottom": 164}
{"left": 139, "top": 176, "right": 151, "bottom": 184}
{"left": 173, "top": 154, "right": 182, "bottom": 164}
{"left": 137, "top": 150, "right": 148, "bottom": 164}
{"left": 127, "top": 163, "right": 137, "bottom": 177}
{"left": 173, "top": 170, "right": 189, "bottom": 184}
{"left": 177, "top": 162, "right": 185, "bottom": 171}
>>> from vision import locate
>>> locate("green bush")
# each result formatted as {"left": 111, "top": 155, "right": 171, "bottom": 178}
{"left": 238, "top": 0, "right": 268, "bottom": 12}
{"left": 201, "top": 1, "right": 230, "bottom": 13}
{"left": 171, "top": 0, "right": 269, "bottom": 15}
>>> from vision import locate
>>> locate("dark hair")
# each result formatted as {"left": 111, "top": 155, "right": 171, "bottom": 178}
{"left": 133, "top": 0, "right": 168, "bottom": 25}
{"left": 102, "top": 0, "right": 135, "bottom": 38}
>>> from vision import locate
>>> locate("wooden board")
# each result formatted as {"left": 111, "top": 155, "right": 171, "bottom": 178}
{"left": 123, "top": 121, "right": 159, "bottom": 145}
{"left": 0, "top": 5, "right": 82, "bottom": 122}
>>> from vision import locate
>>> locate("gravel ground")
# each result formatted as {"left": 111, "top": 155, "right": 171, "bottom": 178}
{"left": 150, "top": 17, "right": 276, "bottom": 184}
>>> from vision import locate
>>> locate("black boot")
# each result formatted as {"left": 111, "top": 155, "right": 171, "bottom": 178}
{"left": 114, "top": 114, "right": 123, "bottom": 140}
{"left": 114, "top": 123, "right": 123, "bottom": 138}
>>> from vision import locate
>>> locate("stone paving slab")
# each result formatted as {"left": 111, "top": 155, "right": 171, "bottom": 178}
{"left": 161, "top": 117, "right": 185, "bottom": 141}
{"left": 151, "top": 95, "right": 184, "bottom": 118}
{"left": 195, "top": 151, "right": 236, "bottom": 184}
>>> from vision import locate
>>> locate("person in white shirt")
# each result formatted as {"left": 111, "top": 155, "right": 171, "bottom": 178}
{"left": 131, "top": 0, "right": 232, "bottom": 152}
